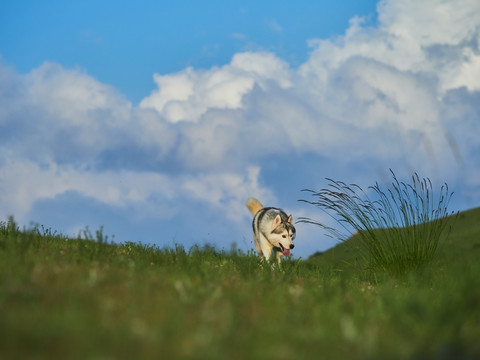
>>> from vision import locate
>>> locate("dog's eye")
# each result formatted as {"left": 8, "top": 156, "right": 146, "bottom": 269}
{"left": 282, "top": 235, "right": 286, "bottom": 238}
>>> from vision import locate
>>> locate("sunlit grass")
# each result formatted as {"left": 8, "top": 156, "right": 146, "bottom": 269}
{"left": 1, "top": 206, "right": 479, "bottom": 359}
{"left": 298, "top": 170, "right": 457, "bottom": 276}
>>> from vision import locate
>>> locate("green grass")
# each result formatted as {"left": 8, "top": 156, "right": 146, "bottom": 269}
{"left": 299, "top": 171, "right": 456, "bottom": 277}
{"left": 1, "top": 209, "right": 480, "bottom": 359}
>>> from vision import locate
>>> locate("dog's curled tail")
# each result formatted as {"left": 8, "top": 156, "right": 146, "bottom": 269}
{"left": 246, "top": 197, "right": 264, "bottom": 215}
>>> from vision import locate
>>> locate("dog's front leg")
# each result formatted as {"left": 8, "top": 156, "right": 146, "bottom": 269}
{"left": 275, "top": 251, "right": 283, "bottom": 265}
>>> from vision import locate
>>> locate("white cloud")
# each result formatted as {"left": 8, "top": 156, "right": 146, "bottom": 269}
{"left": 182, "top": 166, "right": 274, "bottom": 221}
{"left": 378, "top": 0, "right": 479, "bottom": 47}
{"left": 1, "top": 62, "right": 136, "bottom": 166}
{"left": 302, "top": 0, "right": 480, "bottom": 95}
{"left": 0, "top": 152, "right": 269, "bottom": 225}
{"left": 139, "top": 52, "right": 291, "bottom": 123}
{"left": 0, "top": 156, "right": 169, "bottom": 219}
{"left": 449, "top": 47, "right": 480, "bottom": 92}
{"left": 26, "top": 62, "right": 131, "bottom": 127}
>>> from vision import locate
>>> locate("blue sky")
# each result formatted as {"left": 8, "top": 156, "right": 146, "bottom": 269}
{"left": 1, "top": 0, "right": 378, "bottom": 103}
{"left": 1, "top": 0, "right": 480, "bottom": 258}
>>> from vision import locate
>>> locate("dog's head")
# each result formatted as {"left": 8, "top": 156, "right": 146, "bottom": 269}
{"left": 270, "top": 214, "right": 296, "bottom": 256}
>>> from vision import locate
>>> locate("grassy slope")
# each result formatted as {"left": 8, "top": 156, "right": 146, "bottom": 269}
{"left": 0, "top": 208, "right": 479, "bottom": 359}
{"left": 305, "top": 206, "right": 480, "bottom": 270}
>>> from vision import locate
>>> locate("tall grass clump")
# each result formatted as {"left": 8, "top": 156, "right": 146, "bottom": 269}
{"left": 299, "top": 170, "right": 456, "bottom": 276}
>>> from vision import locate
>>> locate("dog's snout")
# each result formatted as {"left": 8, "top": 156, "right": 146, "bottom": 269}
{"left": 289, "top": 244, "right": 294, "bottom": 249}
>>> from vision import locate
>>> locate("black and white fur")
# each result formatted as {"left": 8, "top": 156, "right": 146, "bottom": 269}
{"left": 246, "top": 198, "right": 295, "bottom": 264}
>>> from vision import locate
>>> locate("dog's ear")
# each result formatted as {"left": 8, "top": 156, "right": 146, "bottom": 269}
{"left": 288, "top": 215, "right": 293, "bottom": 224}
{"left": 272, "top": 214, "right": 282, "bottom": 229}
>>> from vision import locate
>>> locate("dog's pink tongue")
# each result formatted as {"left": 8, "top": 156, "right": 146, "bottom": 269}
{"left": 283, "top": 248, "right": 290, "bottom": 256}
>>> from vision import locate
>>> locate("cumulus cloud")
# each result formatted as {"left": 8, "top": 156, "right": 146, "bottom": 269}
{"left": 139, "top": 52, "right": 291, "bottom": 123}
{"left": 134, "top": 0, "right": 480, "bottom": 175}
{"left": 0, "top": 151, "right": 268, "bottom": 224}
{"left": 25, "top": 62, "right": 131, "bottom": 126}
{"left": 1, "top": 0, "right": 480, "bottom": 256}
{"left": 301, "top": 0, "right": 480, "bottom": 94}
{"left": 1, "top": 61, "right": 134, "bottom": 166}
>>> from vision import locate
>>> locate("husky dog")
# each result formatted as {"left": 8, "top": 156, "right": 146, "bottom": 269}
{"left": 246, "top": 198, "right": 295, "bottom": 264}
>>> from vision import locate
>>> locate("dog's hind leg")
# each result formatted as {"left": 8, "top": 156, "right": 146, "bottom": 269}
{"left": 253, "top": 234, "right": 263, "bottom": 258}
{"left": 257, "top": 234, "right": 273, "bottom": 262}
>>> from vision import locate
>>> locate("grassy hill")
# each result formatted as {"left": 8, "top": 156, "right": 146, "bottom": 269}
{"left": 305, "top": 206, "right": 480, "bottom": 270}
{"left": 1, "top": 208, "right": 479, "bottom": 359}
